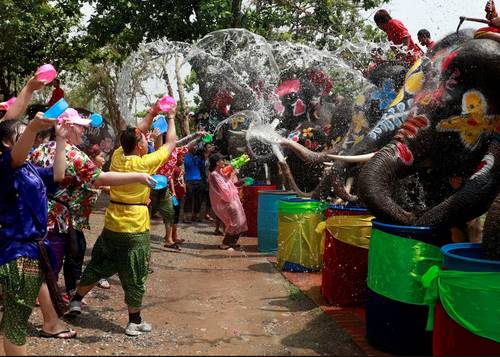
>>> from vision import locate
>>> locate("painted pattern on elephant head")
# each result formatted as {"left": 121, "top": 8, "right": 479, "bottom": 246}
{"left": 388, "top": 113, "right": 431, "bottom": 165}
{"left": 364, "top": 59, "right": 425, "bottom": 142}
{"left": 437, "top": 90, "right": 500, "bottom": 151}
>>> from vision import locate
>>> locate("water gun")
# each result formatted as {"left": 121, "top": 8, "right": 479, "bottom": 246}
{"left": 221, "top": 154, "right": 250, "bottom": 177}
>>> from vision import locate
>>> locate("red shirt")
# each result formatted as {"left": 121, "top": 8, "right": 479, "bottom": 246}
{"left": 384, "top": 19, "right": 423, "bottom": 64}
{"left": 47, "top": 87, "right": 64, "bottom": 106}
{"left": 171, "top": 165, "right": 186, "bottom": 200}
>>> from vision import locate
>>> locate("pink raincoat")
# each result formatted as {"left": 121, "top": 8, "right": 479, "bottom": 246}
{"left": 208, "top": 170, "right": 247, "bottom": 235}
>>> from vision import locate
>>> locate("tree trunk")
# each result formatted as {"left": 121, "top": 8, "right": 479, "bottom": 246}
{"left": 175, "top": 52, "right": 190, "bottom": 136}
{"left": 165, "top": 72, "right": 175, "bottom": 98}
{"left": 231, "top": 0, "right": 243, "bottom": 28}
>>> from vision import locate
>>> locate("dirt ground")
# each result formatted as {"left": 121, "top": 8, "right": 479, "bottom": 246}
{"left": 6, "top": 196, "right": 364, "bottom": 356}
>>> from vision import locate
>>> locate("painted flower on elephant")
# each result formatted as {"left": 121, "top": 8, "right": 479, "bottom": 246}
{"left": 371, "top": 79, "right": 397, "bottom": 110}
{"left": 230, "top": 115, "right": 246, "bottom": 130}
{"left": 302, "top": 127, "right": 313, "bottom": 138}
{"left": 437, "top": 90, "right": 500, "bottom": 150}
{"left": 352, "top": 111, "right": 368, "bottom": 134}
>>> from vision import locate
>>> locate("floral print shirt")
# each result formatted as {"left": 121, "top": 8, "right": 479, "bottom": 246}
{"left": 156, "top": 146, "right": 189, "bottom": 179}
{"left": 30, "top": 141, "right": 101, "bottom": 233}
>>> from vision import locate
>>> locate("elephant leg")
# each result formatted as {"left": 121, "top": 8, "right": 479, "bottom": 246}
{"left": 482, "top": 193, "right": 500, "bottom": 260}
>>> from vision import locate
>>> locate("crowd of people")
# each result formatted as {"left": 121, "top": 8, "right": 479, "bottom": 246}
{"left": 0, "top": 2, "right": 499, "bottom": 355}
{"left": 0, "top": 71, "right": 249, "bottom": 354}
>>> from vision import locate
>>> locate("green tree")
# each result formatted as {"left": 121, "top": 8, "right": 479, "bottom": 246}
{"left": 0, "top": 0, "right": 86, "bottom": 99}
{"left": 245, "top": 0, "right": 388, "bottom": 50}
{"left": 84, "top": 0, "right": 235, "bottom": 59}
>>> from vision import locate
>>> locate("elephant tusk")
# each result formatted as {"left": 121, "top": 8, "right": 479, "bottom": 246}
{"left": 325, "top": 152, "right": 376, "bottom": 163}
{"left": 228, "top": 130, "right": 247, "bottom": 137}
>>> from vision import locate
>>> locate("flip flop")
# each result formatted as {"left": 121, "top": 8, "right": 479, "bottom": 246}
{"left": 164, "top": 243, "right": 181, "bottom": 251}
{"left": 39, "top": 329, "right": 77, "bottom": 339}
{"left": 219, "top": 244, "right": 234, "bottom": 250}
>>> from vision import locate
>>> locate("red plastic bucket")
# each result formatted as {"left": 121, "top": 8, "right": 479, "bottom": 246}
{"left": 242, "top": 184, "right": 276, "bottom": 237}
{"left": 321, "top": 205, "right": 371, "bottom": 306}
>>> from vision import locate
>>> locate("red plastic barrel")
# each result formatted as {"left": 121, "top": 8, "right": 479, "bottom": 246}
{"left": 433, "top": 301, "right": 500, "bottom": 355}
{"left": 242, "top": 184, "right": 276, "bottom": 237}
{"left": 433, "top": 243, "right": 500, "bottom": 355}
{"left": 321, "top": 205, "right": 370, "bottom": 306}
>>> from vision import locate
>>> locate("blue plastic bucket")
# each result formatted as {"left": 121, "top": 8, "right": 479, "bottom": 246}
{"left": 151, "top": 174, "right": 168, "bottom": 190}
{"left": 257, "top": 190, "right": 297, "bottom": 254}
{"left": 152, "top": 115, "right": 168, "bottom": 134}
{"left": 44, "top": 98, "right": 69, "bottom": 119}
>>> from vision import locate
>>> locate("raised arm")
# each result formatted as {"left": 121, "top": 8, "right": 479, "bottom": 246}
{"left": 11, "top": 112, "right": 55, "bottom": 168}
{"left": 53, "top": 120, "right": 69, "bottom": 182}
{"left": 3, "top": 77, "right": 46, "bottom": 121}
{"left": 93, "top": 171, "right": 157, "bottom": 188}
{"left": 163, "top": 108, "right": 177, "bottom": 154}
{"left": 137, "top": 100, "right": 161, "bottom": 133}
{"left": 176, "top": 131, "right": 206, "bottom": 147}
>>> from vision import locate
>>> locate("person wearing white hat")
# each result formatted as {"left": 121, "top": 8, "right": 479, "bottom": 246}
{"left": 30, "top": 107, "right": 157, "bottom": 339}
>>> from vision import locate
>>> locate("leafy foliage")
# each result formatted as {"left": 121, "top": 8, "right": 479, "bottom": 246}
{"left": 244, "top": 0, "right": 389, "bottom": 50}
{"left": 0, "top": 0, "right": 86, "bottom": 99}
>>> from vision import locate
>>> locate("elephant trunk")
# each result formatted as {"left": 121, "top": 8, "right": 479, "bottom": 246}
{"left": 483, "top": 193, "right": 500, "bottom": 260}
{"left": 358, "top": 147, "right": 416, "bottom": 225}
{"left": 311, "top": 164, "right": 358, "bottom": 202}
{"left": 280, "top": 139, "right": 331, "bottom": 164}
{"left": 277, "top": 161, "right": 310, "bottom": 197}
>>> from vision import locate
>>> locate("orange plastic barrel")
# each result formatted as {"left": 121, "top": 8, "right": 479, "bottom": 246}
{"left": 242, "top": 183, "right": 276, "bottom": 237}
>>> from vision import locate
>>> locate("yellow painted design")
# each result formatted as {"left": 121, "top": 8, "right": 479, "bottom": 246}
{"left": 388, "top": 88, "right": 405, "bottom": 107}
{"left": 355, "top": 94, "right": 365, "bottom": 106}
{"left": 352, "top": 111, "right": 368, "bottom": 134}
{"left": 405, "top": 71, "right": 424, "bottom": 95}
{"left": 230, "top": 116, "right": 245, "bottom": 130}
{"left": 437, "top": 90, "right": 499, "bottom": 149}
{"left": 353, "top": 134, "right": 364, "bottom": 144}
{"left": 302, "top": 127, "right": 313, "bottom": 138}
{"left": 406, "top": 58, "right": 422, "bottom": 79}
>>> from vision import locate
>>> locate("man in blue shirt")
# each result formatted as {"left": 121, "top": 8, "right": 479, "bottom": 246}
{"left": 182, "top": 148, "right": 205, "bottom": 223}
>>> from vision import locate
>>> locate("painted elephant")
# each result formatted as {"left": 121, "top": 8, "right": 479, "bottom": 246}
{"left": 282, "top": 30, "right": 476, "bottom": 203}
{"left": 357, "top": 35, "right": 500, "bottom": 258}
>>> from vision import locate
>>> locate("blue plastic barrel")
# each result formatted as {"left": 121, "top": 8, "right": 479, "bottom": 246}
{"left": 257, "top": 190, "right": 297, "bottom": 254}
{"left": 366, "top": 220, "right": 452, "bottom": 355}
{"left": 442, "top": 243, "right": 500, "bottom": 272}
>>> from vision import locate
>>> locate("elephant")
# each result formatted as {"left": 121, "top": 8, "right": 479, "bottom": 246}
{"left": 281, "top": 30, "right": 476, "bottom": 204}
{"left": 357, "top": 34, "right": 500, "bottom": 258}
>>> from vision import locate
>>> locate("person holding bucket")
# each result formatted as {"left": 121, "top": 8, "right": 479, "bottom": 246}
{"left": 0, "top": 112, "right": 69, "bottom": 355}
{"left": 67, "top": 99, "right": 177, "bottom": 337}
{"left": 30, "top": 107, "right": 158, "bottom": 338}
{"left": 208, "top": 152, "right": 248, "bottom": 250}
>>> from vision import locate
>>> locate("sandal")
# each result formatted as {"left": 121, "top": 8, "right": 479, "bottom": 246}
{"left": 39, "top": 329, "right": 77, "bottom": 339}
{"left": 173, "top": 238, "right": 185, "bottom": 244}
{"left": 164, "top": 243, "right": 181, "bottom": 251}
{"left": 219, "top": 244, "right": 234, "bottom": 250}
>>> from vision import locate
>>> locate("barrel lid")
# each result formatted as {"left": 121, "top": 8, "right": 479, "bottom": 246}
{"left": 280, "top": 197, "right": 319, "bottom": 203}
{"left": 441, "top": 243, "right": 500, "bottom": 267}
{"left": 259, "top": 190, "right": 296, "bottom": 195}
{"left": 372, "top": 219, "right": 433, "bottom": 231}
{"left": 328, "top": 204, "right": 369, "bottom": 212}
